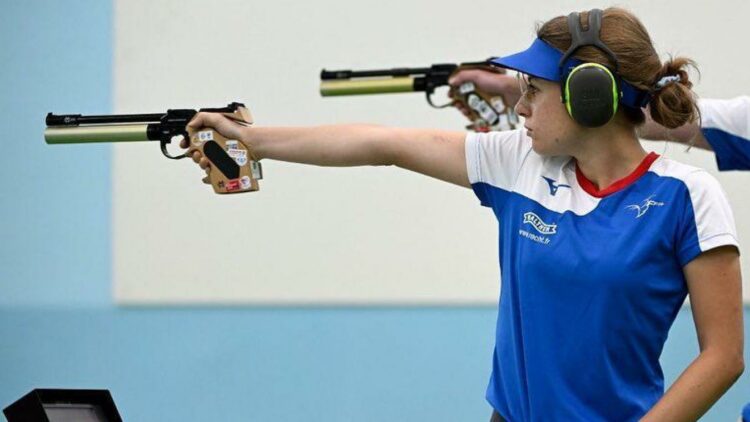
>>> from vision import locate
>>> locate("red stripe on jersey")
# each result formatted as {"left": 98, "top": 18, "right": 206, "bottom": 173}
{"left": 576, "top": 152, "right": 660, "bottom": 198}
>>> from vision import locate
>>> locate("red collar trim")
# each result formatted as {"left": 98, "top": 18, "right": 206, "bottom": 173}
{"left": 575, "top": 152, "right": 659, "bottom": 198}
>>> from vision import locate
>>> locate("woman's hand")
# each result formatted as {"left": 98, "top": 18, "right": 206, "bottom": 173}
{"left": 179, "top": 112, "right": 252, "bottom": 184}
{"left": 448, "top": 68, "right": 521, "bottom": 120}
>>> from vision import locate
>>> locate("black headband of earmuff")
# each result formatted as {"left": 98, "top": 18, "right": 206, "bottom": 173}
{"left": 558, "top": 9, "right": 619, "bottom": 78}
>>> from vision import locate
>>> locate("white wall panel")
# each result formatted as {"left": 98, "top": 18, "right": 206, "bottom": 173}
{"left": 114, "top": 0, "right": 750, "bottom": 304}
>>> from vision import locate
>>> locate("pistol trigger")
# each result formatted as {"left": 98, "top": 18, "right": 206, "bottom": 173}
{"left": 425, "top": 92, "right": 452, "bottom": 109}
{"left": 160, "top": 140, "right": 189, "bottom": 160}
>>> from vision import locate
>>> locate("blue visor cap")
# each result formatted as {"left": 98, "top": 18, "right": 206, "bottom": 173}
{"left": 490, "top": 38, "right": 651, "bottom": 109}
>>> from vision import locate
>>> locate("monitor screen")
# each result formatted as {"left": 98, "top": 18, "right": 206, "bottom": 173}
{"left": 43, "top": 403, "right": 108, "bottom": 422}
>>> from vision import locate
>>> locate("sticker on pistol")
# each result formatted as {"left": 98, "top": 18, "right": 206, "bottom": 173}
{"left": 474, "top": 118, "right": 490, "bottom": 132}
{"left": 459, "top": 82, "right": 476, "bottom": 95}
{"left": 468, "top": 94, "right": 498, "bottom": 124}
{"left": 498, "top": 114, "right": 511, "bottom": 131}
{"left": 490, "top": 97, "right": 507, "bottom": 113}
{"left": 225, "top": 140, "right": 239, "bottom": 150}
{"left": 251, "top": 161, "right": 263, "bottom": 180}
{"left": 227, "top": 149, "right": 248, "bottom": 166}
{"left": 198, "top": 130, "right": 214, "bottom": 142}
{"left": 226, "top": 179, "right": 241, "bottom": 192}
{"left": 240, "top": 176, "right": 251, "bottom": 189}
{"left": 508, "top": 110, "right": 520, "bottom": 126}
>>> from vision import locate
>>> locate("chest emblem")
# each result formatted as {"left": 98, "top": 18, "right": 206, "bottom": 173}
{"left": 523, "top": 212, "right": 558, "bottom": 235}
{"left": 542, "top": 176, "right": 571, "bottom": 196}
{"left": 626, "top": 195, "right": 665, "bottom": 218}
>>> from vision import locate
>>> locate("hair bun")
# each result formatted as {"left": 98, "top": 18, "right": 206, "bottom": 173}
{"left": 649, "top": 57, "right": 698, "bottom": 129}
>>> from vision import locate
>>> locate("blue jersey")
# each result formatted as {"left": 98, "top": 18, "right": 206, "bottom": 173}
{"left": 700, "top": 97, "right": 750, "bottom": 170}
{"left": 466, "top": 130, "right": 739, "bottom": 421}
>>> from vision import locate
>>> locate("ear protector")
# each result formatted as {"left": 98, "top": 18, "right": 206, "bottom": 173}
{"left": 559, "top": 9, "right": 621, "bottom": 128}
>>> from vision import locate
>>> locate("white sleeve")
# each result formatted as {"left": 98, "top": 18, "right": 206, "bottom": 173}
{"left": 699, "top": 96, "right": 750, "bottom": 136}
{"left": 464, "top": 129, "right": 533, "bottom": 208}
{"left": 676, "top": 169, "right": 740, "bottom": 266}
{"left": 698, "top": 97, "right": 750, "bottom": 170}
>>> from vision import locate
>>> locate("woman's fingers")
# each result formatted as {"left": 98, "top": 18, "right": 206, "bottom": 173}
{"left": 186, "top": 112, "right": 216, "bottom": 131}
{"left": 188, "top": 150, "right": 212, "bottom": 183}
{"left": 182, "top": 112, "right": 222, "bottom": 187}
{"left": 187, "top": 111, "right": 244, "bottom": 141}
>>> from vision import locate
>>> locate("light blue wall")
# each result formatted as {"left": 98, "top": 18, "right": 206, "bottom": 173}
{"left": 0, "top": 1, "right": 747, "bottom": 421}
{"left": 0, "top": 0, "right": 111, "bottom": 308}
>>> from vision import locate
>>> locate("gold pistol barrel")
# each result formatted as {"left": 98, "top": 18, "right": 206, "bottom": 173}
{"left": 319, "top": 77, "right": 416, "bottom": 96}
{"left": 44, "top": 125, "right": 151, "bottom": 144}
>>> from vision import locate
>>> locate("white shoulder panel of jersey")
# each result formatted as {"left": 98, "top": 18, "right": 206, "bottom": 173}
{"left": 699, "top": 96, "right": 750, "bottom": 139}
{"left": 651, "top": 156, "right": 738, "bottom": 251}
{"left": 465, "top": 129, "right": 533, "bottom": 190}
{"left": 649, "top": 155, "right": 704, "bottom": 180}
{"left": 512, "top": 152, "right": 601, "bottom": 216}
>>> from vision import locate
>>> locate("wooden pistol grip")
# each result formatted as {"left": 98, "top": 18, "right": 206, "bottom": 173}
{"left": 186, "top": 128, "right": 262, "bottom": 194}
{"left": 184, "top": 105, "right": 261, "bottom": 194}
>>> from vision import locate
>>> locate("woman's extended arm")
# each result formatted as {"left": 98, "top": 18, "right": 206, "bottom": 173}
{"left": 640, "top": 246, "right": 744, "bottom": 421}
{"left": 182, "top": 112, "right": 470, "bottom": 188}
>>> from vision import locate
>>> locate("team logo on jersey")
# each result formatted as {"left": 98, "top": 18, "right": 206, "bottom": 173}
{"left": 542, "top": 176, "right": 571, "bottom": 196}
{"left": 523, "top": 212, "right": 557, "bottom": 235}
{"left": 626, "top": 195, "right": 665, "bottom": 218}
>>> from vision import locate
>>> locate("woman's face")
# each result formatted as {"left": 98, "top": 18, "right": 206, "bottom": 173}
{"left": 514, "top": 75, "right": 583, "bottom": 156}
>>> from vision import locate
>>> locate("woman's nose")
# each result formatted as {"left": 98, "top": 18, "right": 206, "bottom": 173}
{"left": 515, "top": 99, "right": 530, "bottom": 119}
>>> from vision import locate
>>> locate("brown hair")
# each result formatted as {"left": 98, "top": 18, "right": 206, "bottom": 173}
{"left": 537, "top": 8, "right": 697, "bottom": 129}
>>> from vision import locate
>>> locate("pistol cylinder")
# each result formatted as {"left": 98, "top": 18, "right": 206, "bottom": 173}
{"left": 320, "top": 77, "right": 418, "bottom": 96}
{"left": 44, "top": 125, "right": 151, "bottom": 144}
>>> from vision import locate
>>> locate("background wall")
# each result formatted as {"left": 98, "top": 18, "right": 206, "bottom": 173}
{"left": 0, "top": 1, "right": 748, "bottom": 421}
{"left": 111, "top": 0, "right": 750, "bottom": 305}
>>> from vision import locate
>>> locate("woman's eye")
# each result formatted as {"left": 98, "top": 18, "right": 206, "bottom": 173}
{"left": 523, "top": 85, "right": 539, "bottom": 100}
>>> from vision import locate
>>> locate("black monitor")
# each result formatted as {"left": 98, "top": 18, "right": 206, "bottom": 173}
{"left": 3, "top": 389, "right": 122, "bottom": 422}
